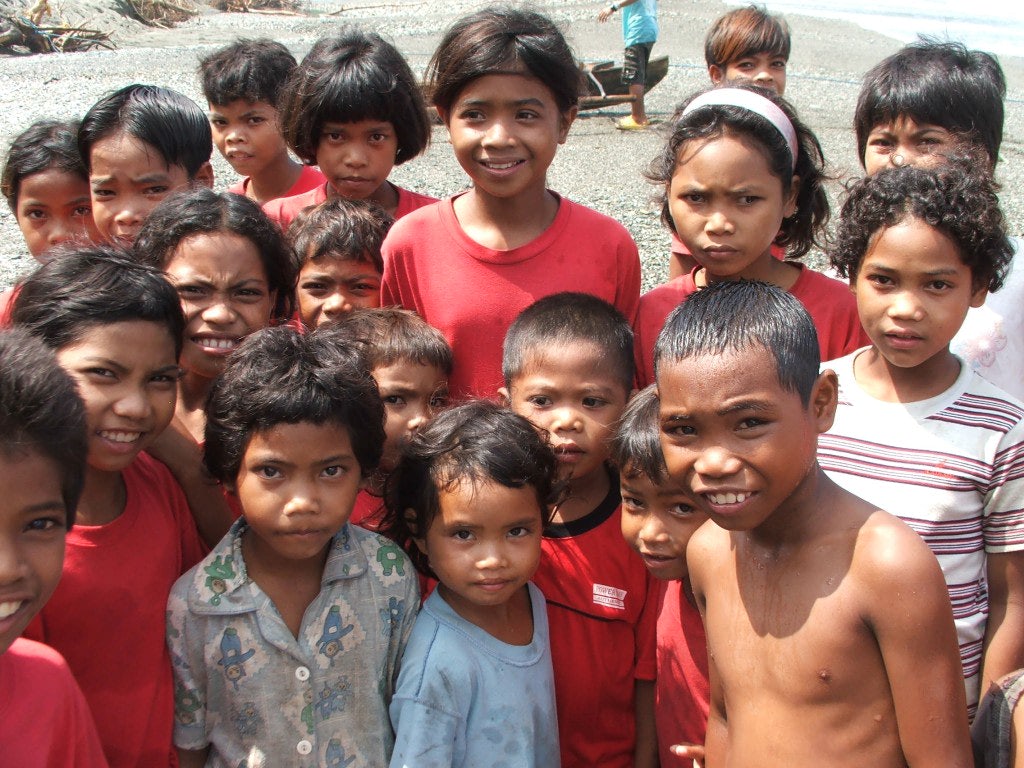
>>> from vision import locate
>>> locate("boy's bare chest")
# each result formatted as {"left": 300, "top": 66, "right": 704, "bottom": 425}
{"left": 704, "top": 554, "right": 887, "bottom": 707}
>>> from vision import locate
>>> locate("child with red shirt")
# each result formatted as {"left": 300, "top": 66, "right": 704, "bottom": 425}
{"left": 633, "top": 83, "right": 865, "bottom": 387}
{"left": 264, "top": 28, "right": 434, "bottom": 230}
{"left": 501, "top": 293, "right": 657, "bottom": 768}
{"left": 199, "top": 38, "right": 325, "bottom": 206}
{"left": 611, "top": 385, "right": 710, "bottom": 767}
{"left": 381, "top": 8, "right": 640, "bottom": 401}
{"left": 12, "top": 249, "right": 206, "bottom": 768}
{"left": 0, "top": 328, "right": 108, "bottom": 768}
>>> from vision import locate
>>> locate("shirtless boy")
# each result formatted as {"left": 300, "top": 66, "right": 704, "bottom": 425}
{"left": 654, "top": 280, "right": 972, "bottom": 767}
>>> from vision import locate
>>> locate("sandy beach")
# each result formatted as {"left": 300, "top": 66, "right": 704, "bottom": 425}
{"left": 0, "top": 0, "right": 1020, "bottom": 291}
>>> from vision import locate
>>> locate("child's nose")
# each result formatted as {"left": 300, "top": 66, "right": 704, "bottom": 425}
{"left": 638, "top": 515, "right": 667, "bottom": 545}
{"left": 283, "top": 486, "right": 318, "bottom": 516}
{"left": 693, "top": 445, "right": 742, "bottom": 478}
{"left": 550, "top": 406, "right": 582, "bottom": 432}
{"left": 887, "top": 290, "right": 924, "bottom": 320}
{"left": 482, "top": 118, "right": 514, "bottom": 146}
{"left": 112, "top": 386, "right": 153, "bottom": 420}
{"left": 475, "top": 542, "right": 508, "bottom": 569}
{"left": 705, "top": 210, "right": 734, "bottom": 235}
{"left": 321, "top": 291, "right": 352, "bottom": 320}
{"left": 202, "top": 299, "right": 237, "bottom": 325}
{"left": 0, "top": 538, "right": 28, "bottom": 586}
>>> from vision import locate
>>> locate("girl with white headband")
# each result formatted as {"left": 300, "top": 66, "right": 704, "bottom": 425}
{"left": 632, "top": 82, "right": 866, "bottom": 389}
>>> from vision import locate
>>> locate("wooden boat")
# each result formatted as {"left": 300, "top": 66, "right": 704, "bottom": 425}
{"left": 579, "top": 55, "right": 669, "bottom": 110}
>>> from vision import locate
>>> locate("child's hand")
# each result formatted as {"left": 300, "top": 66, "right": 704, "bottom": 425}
{"left": 598, "top": 5, "right": 615, "bottom": 22}
{"left": 670, "top": 742, "right": 705, "bottom": 768}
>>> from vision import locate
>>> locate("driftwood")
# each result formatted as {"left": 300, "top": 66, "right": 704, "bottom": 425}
{"left": 123, "top": 0, "right": 197, "bottom": 27}
{"left": 213, "top": 0, "right": 302, "bottom": 11}
{"left": 0, "top": 13, "right": 112, "bottom": 53}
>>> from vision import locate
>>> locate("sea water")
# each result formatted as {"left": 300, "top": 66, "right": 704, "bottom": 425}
{"left": 736, "top": 0, "right": 1024, "bottom": 59}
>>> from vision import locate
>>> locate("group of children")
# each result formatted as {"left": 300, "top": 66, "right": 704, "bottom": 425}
{"left": 0, "top": 2, "right": 1022, "bottom": 767}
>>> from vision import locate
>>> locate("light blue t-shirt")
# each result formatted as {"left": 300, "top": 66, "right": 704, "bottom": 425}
{"left": 389, "top": 582, "right": 559, "bottom": 768}
{"left": 623, "top": 0, "right": 657, "bottom": 47}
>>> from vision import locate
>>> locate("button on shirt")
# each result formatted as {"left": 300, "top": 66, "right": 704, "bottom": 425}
{"left": 166, "top": 519, "right": 420, "bottom": 767}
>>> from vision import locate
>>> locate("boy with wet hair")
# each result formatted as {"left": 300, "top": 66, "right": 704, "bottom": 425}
{"left": 199, "top": 38, "right": 325, "bottom": 205}
{"left": 79, "top": 84, "right": 214, "bottom": 244}
{"left": 0, "top": 327, "right": 107, "bottom": 767}
{"left": 501, "top": 292, "right": 658, "bottom": 768}
{"left": 289, "top": 198, "right": 393, "bottom": 328}
{"left": 821, "top": 161, "right": 1023, "bottom": 718}
{"left": 656, "top": 279, "right": 972, "bottom": 766}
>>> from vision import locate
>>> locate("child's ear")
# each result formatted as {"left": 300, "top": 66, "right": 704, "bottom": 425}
{"left": 558, "top": 106, "right": 579, "bottom": 144}
{"left": 435, "top": 106, "right": 450, "bottom": 126}
{"left": 784, "top": 174, "right": 800, "bottom": 218}
{"left": 497, "top": 386, "right": 511, "bottom": 405}
{"left": 192, "top": 161, "right": 215, "bottom": 189}
{"left": 708, "top": 65, "right": 725, "bottom": 85}
{"left": 809, "top": 369, "right": 839, "bottom": 434}
{"left": 970, "top": 285, "right": 988, "bottom": 309}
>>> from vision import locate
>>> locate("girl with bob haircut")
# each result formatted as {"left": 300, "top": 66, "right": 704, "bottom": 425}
{"left": 268, "top": 27, "right": 433, "bottom": 228}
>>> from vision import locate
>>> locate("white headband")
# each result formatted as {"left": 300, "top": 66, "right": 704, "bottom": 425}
{"left": 682, "top": 88, "right": 798, "bottom": 171}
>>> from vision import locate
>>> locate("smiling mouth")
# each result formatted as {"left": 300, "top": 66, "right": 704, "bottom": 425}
{"left": 480, "top": 159, "right": 524, "bottom": 171}
{"left": 0, "top": 601, "right": 25, "bottom": 620}
{"left": 98, "top": 430, "right": 143, "bottom": 444}
{"left": 705, "top": 491, "right": 752, "bottom": 505}
{"left": 193, "top": 336, "right": 238, "bottom": 351}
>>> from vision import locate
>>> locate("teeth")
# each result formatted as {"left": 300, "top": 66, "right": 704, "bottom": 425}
{"left": 707, "top": 492, "right": 749, "bottom": 505}
{"left": 0, "top": 601, "right": 23, "bottom": 619}
{"left": 485, "top": 161, "right": 518, "bottom": 170}
{"left": 99, "top": 430, "right": 141, "bottom": 443}
{"left": 196, "top": 337, "right": 237, "bottom": 350}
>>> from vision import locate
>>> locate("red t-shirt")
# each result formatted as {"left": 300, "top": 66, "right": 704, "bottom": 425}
{"left": 24, "top": 452, "right": 207, "bottom": 768}
{"left": 226, "top": 163, "right": 325, "bottom": 205}
{"left": 381, "top": 193, "right": 642, "bottom": 400}
{"left": 655, "top": 579, "right": 710, "bottom": 766}
{"left": 532, "top": 479, "right": 658, "bottom": 768}
{"left": 0, "top": 285, "right": 17, "bottom": 327}
{"left": 262, "top": 181, "right": 436, "bottom": 232}
{"left": 0, "top": 639, "right": 110, "bottom": 768}
{"left": 634, "top": 264, "right": 868, "bottom": 387}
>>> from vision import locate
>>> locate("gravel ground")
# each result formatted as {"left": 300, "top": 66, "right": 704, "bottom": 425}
{"left": 0, "top": 0, "right": 1021, "bottom": 292}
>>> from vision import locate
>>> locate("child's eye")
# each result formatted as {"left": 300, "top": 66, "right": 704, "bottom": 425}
{"left": 351, "top": 282, "right": 378, "bottom": 294}
{"left": 516, "top": 109, "right": 539, "bottom": 120}
{"left": 382, "top": 395, "right": 406, "bottom": 406}
{"left": 866, "top": 274, "right": 894, "bottom": 287}
{"left": 300, "top": 281, "right": 327, "bottom": 293}
{"left": 144, "top": 185, "right": 170, "bottom": 197}
{"left": 322, "top": 465, "right": 344, "bottom": 478}
{"left": 429, "top": 393, "right": 449, "bottom": 409}
{"left": 91, "top": 188, "right": 114, "bottom": 199}
{"left": 235, "top": 288, "right": 266, "bottom": 301}
{"left": 771, "top": 59, "right": 787, "bottom": 69}
{"left": 621, "top": 495, "right": 645, "bottom": 512}
{"left": 682, "top": 192, "right": 705, "bottom": 204}
{"left": 72, "top": 205, "right": 92, "bottom": 217}
{"left": 150, "top": 369, "right": 182, "bottom": 385}
{"left": 928, "top": 280, "right": 952, "bottom": 291}
{"left": 255, "top": 465, "right": 281, "bottom": 479}
{"left": 668, "top": 503, "right": 696, "bottom": 518}
{"left": 508, "top": 526, "right": 532, "bottom": 538}
{"left": 248, "top": 116, "right": 266, "bottom": 126}
{"left": 23, "top": 208, "right": 47, "bottom": 220}
{"left": 738, "top": 417, "right": 766, "bottom": 430}
{"left": 26, "top": 516, "right": 64, "bottom": 533}
{"left": 663, "top": 424, "right": 695, "bottom": 438}
{"left": 526, "top": 395, "right": 552, "bottom": 407}
{"left": 84, "top": 366, "right": 116, "bottom": 379}
{"left": 323, "top": 131, "right": 344, "bottom": 143}
{"left": 452, "top": 529, "right": 473, "bottom": 541}
{"left": 582, "top": 396, "right": 607, "bottom": 408}
{"left": 737, "top": 195, "right": 761, "bottom": 205}
{"left": 369, "top": 132, "right": 389, "bottom": 144}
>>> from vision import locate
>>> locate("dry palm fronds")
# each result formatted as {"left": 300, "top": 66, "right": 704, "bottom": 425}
{"left": 123, "top": 0, "right": 197, "bottom": 27}
{"left": 213, "top": 0, "right": 302, "bottom": 11}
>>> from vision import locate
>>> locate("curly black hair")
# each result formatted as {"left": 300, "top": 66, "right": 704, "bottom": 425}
{"left": 830, "top": 160, "right": 1011, "bottom": 293}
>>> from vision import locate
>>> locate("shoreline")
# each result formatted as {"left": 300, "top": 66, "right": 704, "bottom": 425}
{"left": 0, "top": 0, "right": 1020, "bottom": 291}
